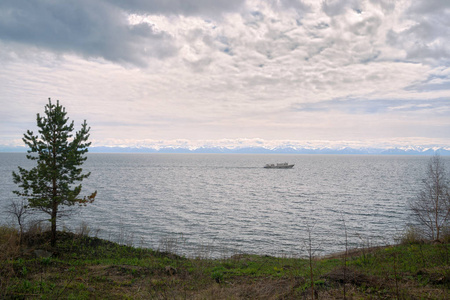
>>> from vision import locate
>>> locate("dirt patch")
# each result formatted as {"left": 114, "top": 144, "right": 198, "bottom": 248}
{"left": 321, "top": 245, "right": 389, "bottom": 260}
{"left": 88, "top": 264, "right": 148, "bottom": 280}
{"left": 187, "top": 278, "right": 302, "bottom": 300}
{"left": 416, "top": 266, "right": 450, "bottom": 285}
{"left": 323, "top": 266, "right": 382, "bottom": 287}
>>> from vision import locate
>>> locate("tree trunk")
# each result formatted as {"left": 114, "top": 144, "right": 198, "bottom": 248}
{"left": 435, "top": 174, "right": 440, "bottom": 240}
{"left": 51, "top": 162, "right": 58, "bottom": 246}
{"left": 51, "top": 202, "right": 57, "bottom": 247}
{"left": 51, "top": 143, "right": 58, "bottom": 247}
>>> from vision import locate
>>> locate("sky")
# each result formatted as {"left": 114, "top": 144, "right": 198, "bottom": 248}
{"left": 0, "top": 0, "right": 449, "bottom": 150}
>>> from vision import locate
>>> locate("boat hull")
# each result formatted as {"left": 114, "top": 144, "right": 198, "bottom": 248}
{"left": 264, "top": 164, "right": 294, "bottom": 169}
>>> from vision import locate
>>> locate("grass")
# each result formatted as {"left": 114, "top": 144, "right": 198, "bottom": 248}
{"left": 0, "top": 225, "right": 449, "bottom": 299}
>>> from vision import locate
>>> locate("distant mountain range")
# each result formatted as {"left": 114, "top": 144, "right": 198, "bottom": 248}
{"left": 2, "top": 145, "right": 449, "bottom": 155}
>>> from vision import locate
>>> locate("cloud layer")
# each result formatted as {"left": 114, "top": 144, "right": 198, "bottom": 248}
{"left": 0, "top": 0, "right": 449, "bottom": 149}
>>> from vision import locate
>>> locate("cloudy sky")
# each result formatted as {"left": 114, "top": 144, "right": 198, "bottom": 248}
{"left": 1, "top": 0, "right": 449, "bottom": 150}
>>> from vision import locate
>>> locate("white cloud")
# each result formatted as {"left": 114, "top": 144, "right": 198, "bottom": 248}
{"left": 0, "top": 0, "right": 449, "bottom": 149}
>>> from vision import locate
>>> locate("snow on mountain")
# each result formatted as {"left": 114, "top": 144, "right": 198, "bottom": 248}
{"left": 2, "top": 145, "right": 449, "bottom": 155}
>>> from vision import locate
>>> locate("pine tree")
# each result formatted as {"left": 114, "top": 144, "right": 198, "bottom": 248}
{"left": 13, "top": 99, "right": 96, "bottom": 246}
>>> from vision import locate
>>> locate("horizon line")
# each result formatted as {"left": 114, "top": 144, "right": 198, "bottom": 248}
{"left": 1, "top": 145, "right": 450, "bottom": 156}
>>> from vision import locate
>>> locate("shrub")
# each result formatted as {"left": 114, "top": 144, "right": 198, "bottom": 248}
{"left": 400, "top": 226, "right": 425, "bottom": 245}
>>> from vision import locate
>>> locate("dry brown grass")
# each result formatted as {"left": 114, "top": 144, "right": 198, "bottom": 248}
{"left": 321, "top": 245, "right": 388, "bottom": 260}
{"left": 0, "top": 225, "right": 20, "bottom": 260}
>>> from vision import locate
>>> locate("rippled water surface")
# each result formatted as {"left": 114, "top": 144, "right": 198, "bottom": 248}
{"left": 1, "top": 153, "right": 444, "bottom": 257}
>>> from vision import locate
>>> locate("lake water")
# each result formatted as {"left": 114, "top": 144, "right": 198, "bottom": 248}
{"left": 0, "top": 153, "right": 443, "bottom": 258}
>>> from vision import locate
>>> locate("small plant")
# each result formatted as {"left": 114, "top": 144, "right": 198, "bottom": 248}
{"left": 6, "top": 199, "right": 29, "bottom": 243}
{"left": 22, "top": 279, "right": 31, "bottom": 291}
{"left": 21, "top": 266, "right": 28, "bottom": 277}
{"left": 400, "top": 226, "right": 424, "bottom": 244}
{"left": 40, "top": 257, "right": 52, "bottom": 266}
{"left": 211, "top": 266, "right": 226, "bottom": 283}
{"left": 0, "top": 225, "right": 20, "bottom": 261}
{"left": 75, "top": 221, "right": 98, "bottom": 237}
{"left": 304, "top": 222, "right": 316, "bottom": 300}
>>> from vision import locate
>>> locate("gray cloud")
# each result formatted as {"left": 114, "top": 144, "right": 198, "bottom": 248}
{"left": 387, "top": 0, "right": 450, "bottom": 64}
{"left": 408, "top": 0, "right": 450, "bottom": 14}
{"left": 106, "top": 0, "right": 245, "bottom": 16}
{"left": 349, "top": 14, "right": 382, "bottom": 36}
{"left": 292, "top": 98, "right": 450, "bottom": 114}
{"left": 322, "top": 0, "right": 394, "bottom": 16}
{"left": 273, "top": 0, "right": 311, "bottom": 12}
{"left": 0, "top": 0, "right": 246, "bottom": 67}
{"left": 322, "top": 0, "right": 359, "bottom": 17}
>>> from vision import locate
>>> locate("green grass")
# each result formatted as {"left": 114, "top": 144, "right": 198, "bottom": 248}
{"left": 0, "top": 227, "right": 449, "bottom": 299}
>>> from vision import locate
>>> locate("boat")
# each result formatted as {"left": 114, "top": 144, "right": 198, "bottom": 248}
{"left": 264, "top": 162, "right": 294, "bottom": 169}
